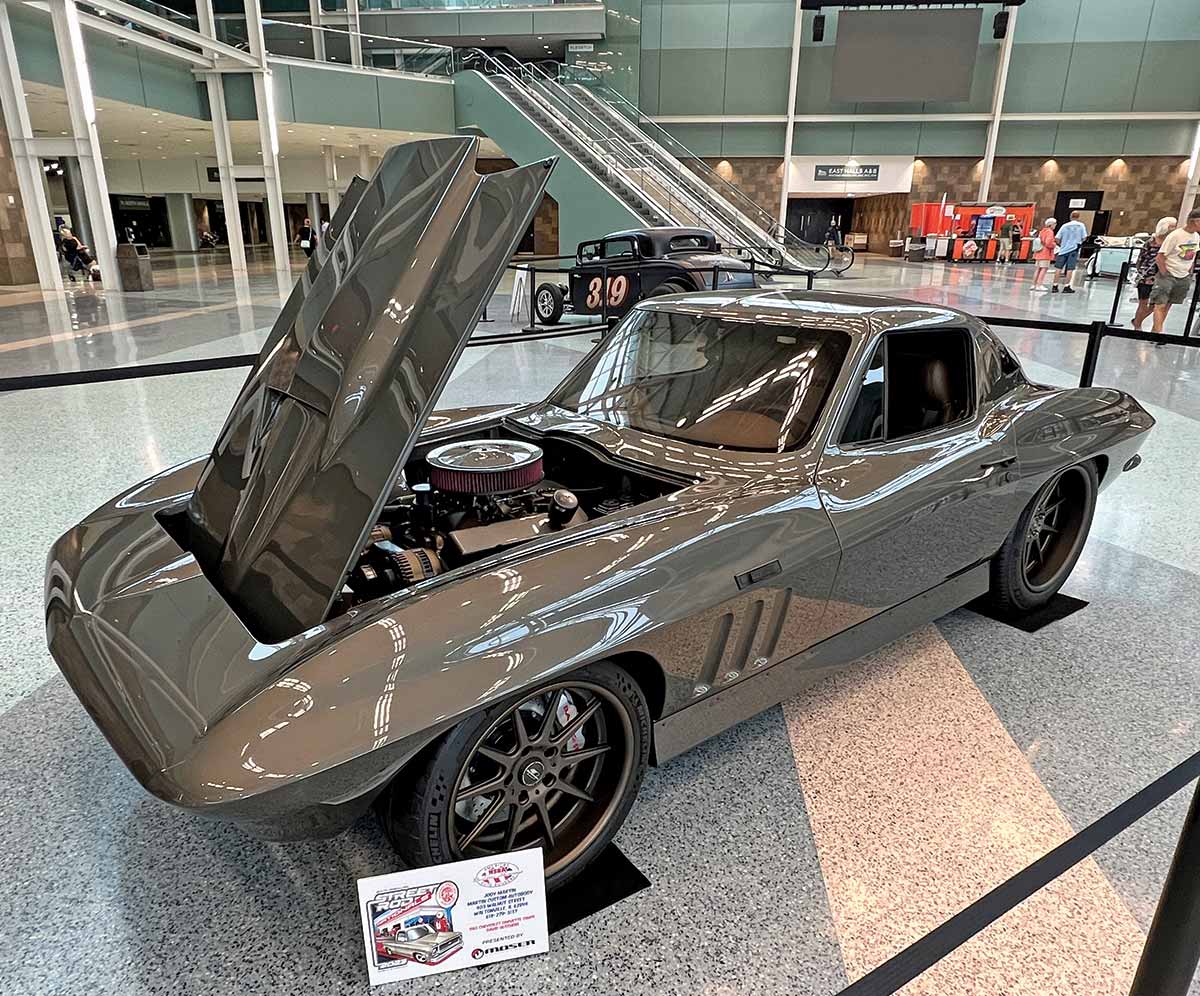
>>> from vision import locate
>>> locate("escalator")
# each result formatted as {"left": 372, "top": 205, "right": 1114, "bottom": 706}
{"left": 454, "top": 51, "right": 852, "bottom": 275}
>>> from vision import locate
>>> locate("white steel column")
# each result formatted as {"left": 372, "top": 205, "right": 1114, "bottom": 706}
{"left": 196, "top": 0, "right": 247, "bottom": 272}
{"left": 778, "top": 0, "right": 803, "bottom": 228}
{"left": 324, "top": 144, "right": 339, "bottom": 212}
{"left": 308, "top": 0, "right": 326, "bottom": 62}
{"left": 358, "top": 143, "right": 372, "bottom": 179}
{"left": 47, "top": 0, "right": 119, "bottom": 288}
{"left": 977, "top": 5, "right": 1018, "bottom": 203}
{"left": 244, "top": 0, "right": 289, "bottom": 272}
{"left": 348, "top": 0, "right": 363, "bottom": 67}
{"left": 0, "top": 2, "right": 63, "bottom": 290}
{"left": 1181, "top": 122, "right": 1200, "bottom": 220}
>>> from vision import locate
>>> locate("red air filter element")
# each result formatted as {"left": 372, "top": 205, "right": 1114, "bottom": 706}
{"left": 425, "top": 439, "right": 545, "bottom": 495}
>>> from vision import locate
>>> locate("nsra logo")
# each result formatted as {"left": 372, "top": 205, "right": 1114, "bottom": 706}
{"left": 437, "top": 880, "right": 459, "bottom": 907}
{"left": 474, "top": 861, "right": 521, "bottom": 888}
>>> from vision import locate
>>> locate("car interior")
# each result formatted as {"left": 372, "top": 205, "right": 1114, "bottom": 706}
{"left": 841, "top": 328, "right": 974, "bottom": 445}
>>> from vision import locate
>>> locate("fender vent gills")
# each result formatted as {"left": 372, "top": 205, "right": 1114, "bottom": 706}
{"left": 762, "top": 587, "right": 793, "bottom": 661}
{"left": 731, "top": 599, "right": 765, "bottom": 672}
{"left": 701, "top": 612, "right": 734, "bottom": 687}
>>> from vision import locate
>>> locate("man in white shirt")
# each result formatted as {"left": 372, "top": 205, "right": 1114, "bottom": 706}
{"left": 1150, "top": 209, "right": 1200, "bottom": 333}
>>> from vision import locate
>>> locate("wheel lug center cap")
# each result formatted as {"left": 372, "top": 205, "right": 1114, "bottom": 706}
{"left": 519, "top": 759, "right": 545, "bottom": 786}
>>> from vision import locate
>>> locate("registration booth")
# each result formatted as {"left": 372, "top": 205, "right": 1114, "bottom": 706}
{"left": 910, "top": 202, "right": 1037, "bottom": 262}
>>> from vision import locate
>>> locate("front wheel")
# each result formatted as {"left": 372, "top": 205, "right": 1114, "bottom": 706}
{"left": 378, "top": 661, "right": 650, "bottom": 891}
{"left": 989, "top": 461, "right": 1098, "bottom": 614}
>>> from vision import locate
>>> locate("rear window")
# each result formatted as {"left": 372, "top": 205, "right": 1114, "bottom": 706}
{"left": 668, "top": 235, "right": 712, "bottom": 251}
{"left": 552, "top": 308, "right": 849, "bottom": 452}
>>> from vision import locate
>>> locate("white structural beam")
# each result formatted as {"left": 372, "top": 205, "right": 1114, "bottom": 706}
{"left": 75, "top": 10, "right": 213, "bottom": 66}
{"left": 196, "top": 0, "right": 247, "bottom": 273}
{"left": 324, "top": 144, "right": 339, "bottom": 213}
{"left": 243, "top": 0, "right": 289, "bottom": 272}
{"left": 76, "top": 0, "right": 258, "bottom": 67}
{"left": 654, "top": 110, "right": 1200, "bottom": 125}
{"left": 347, "top": 0, "right": 362, "bottom": 67}
{"left": 308, "top": 0, "right": 326, "bottom": 62}
{"left": 0, "top": 1, "right": 63, "bottom": 290}
{"left": 47, "top": 0, "right": 119, "bottom": 289}
{"left": 978, "top": 5, "right": 1018, "bottom": 203}
{"left": 1182, "top": 122, "right": 1200, "bottom": 220}
{"left": 358, "top": 143, "right": 372, "bottom": 179}
{"left": 778, "top": 0, "right": 802, "bottom": 228}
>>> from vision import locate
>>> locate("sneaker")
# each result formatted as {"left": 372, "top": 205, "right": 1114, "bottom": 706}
{"left": 1051, "top": 286, "right": 1059, "bottom": 293}
{"left": 1063, "top": 287, "right": 1075, "bottom": 294}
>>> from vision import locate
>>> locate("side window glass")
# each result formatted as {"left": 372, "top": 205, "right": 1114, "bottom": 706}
{"left": 841, "top": 343, "right": 885, "bottom": 445}
{"left": 884, "top": 329, "right": 973, "bottom": 438}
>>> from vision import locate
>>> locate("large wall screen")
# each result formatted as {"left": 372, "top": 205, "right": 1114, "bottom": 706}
{"left": 830, "top": 8, "right": 981, "bottom": 103}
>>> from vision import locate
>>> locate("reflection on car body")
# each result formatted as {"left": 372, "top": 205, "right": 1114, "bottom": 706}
{"left": 44, "top": 138, "right": 1155, "bottom": 891}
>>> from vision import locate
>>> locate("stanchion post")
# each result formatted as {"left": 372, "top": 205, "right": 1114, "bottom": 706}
{"left": 601, "top": 263, "right": 609, "bottom": 325}
{"left": 1110, "top": 260, "right": 1130, "bottom": 326}
{"left": 1183, "top": 273, "right": 1200, "bottom": 339}
{"left": 1129, "top": 778, "right": 1200, "bottom": 996}
{"left": 528, "top": 263, "right": 537, "bottom": 331}
{"left": 1079, "top": 321, "right": 1105, "bottom": 387}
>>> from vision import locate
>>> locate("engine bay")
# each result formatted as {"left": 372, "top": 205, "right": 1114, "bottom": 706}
{"left": 342, "top": 432, "right": 680, "bottom": 607}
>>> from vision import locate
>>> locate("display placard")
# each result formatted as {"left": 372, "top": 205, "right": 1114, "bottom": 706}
{"left": 357, "top": 848, "right": 548, "bottom": 985}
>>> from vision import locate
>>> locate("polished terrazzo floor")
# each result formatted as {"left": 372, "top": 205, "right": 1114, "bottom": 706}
{"left": 2, "top": 250, "right": 1199, "bottom": 995}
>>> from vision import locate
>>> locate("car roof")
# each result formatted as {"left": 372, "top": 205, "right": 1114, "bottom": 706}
{"left": 635, "top": 287, "right": 977, "bottom": 338}
{"left": 604, "top": 226, "right": 714, "bottom": 240}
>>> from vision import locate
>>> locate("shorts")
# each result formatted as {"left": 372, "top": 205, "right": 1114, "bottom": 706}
{"left": 1055, "top": 248, "right": 1080, "bottom": 272}
{"left": 1148, "top": 272, "right": 1193, "bottom": 306}
{"left": 1136, "top": 282, "right": 1152, "bottom": 301}
{"left": 1035, "top": 258, "right": 1051, "bottom": 269}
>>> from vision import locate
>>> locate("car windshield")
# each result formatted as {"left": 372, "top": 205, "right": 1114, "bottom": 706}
{"left": 551, "top": 308, "right": 849, "bottom": 451}
{"left": 403, "top": 926, "right": 431, "bottom": 940}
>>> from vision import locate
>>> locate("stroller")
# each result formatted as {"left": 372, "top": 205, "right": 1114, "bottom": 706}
{"left": 63, "top": 241, "right": 101, "bottom": 283}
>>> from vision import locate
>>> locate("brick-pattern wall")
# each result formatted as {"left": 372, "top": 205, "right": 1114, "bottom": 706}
{"left": 0, "top": 119, "right": 37, "bottom": 285}
{"left": 695, "top": 157, "right": 784, "bottom": 221}
{"left": 477, "top": 158, "right": 558, "bottom": 254}
{"left": 850, "top": 191, "right": 910, "bottom": 254}
{"left": 912, "top": 156, "right": 1191, "bottom": 235}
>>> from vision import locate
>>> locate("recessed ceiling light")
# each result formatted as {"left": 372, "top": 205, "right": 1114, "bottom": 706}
{"left": 60, "top": 131, "right": 67, "bottom": 135}
{"left": 140, "top": 130, "right": 147, "bottom": 134}
{"left": 185, "top": 138, "right": 192, "bottom": 142}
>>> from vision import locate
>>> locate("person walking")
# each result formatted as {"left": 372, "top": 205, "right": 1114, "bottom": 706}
{"left": 1051, "top": 211, "right": 1088, "bottom": 293}
{"left": 1130, "top": 217, "right": 1176, "bottom": 331}
{"left": 296, "top": 217, "right": 316, "bottom": 259}
{"left": 1032, "top": 218, "right": 1057, "bottom": 290}
{"left": 1150, "top": 209, "right": 1200, "bottom": 334}
{"left": 59, "top": 227, "right": 81, "bottom": 282}
{"left": 997, "top": 218, "right": 1013, "bottom": 263}
{"left": 1010, "top": 222, "right": 1022, "bottom": 264}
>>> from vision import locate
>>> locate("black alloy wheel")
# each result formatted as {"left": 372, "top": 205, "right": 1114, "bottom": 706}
{"left": 380, "top": 662, "right": 649, "bottom": 889}
{"left": 989, "top": 461, "right": 1097, "bottom": 614}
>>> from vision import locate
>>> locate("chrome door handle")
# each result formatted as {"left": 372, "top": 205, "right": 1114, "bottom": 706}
{"left": 965, "top": 457, "right": 1016, "bottom": 484}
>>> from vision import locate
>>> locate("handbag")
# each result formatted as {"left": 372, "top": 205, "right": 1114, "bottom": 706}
{"left": 300, "top": 239, "right": 311, "bottom": 249}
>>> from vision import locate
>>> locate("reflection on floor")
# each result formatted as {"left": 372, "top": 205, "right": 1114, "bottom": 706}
{"left": 2, "top": 249, "right": 1199, "bottom": 995}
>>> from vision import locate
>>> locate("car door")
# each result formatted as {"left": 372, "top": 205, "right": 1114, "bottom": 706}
{"left": 816, "top": 324, "right": 1026, "bottom": 631}
{"left": 569, "top": 236, "right": 641, "bottom": 319}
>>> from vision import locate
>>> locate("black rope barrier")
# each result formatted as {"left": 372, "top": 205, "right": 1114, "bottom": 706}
{"left": 833, "top": 748, "right": 1200, "bottom": 996}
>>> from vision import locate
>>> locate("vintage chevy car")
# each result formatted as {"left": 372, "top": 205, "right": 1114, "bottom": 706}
{"left": 376, "top": 923, "right": 463, "bottom": 964}
{"left": 531, "top": 225, "right": 758, "bottom": 325}
{"left": 45, "top": 138, "right": 1153, "bottom": 891}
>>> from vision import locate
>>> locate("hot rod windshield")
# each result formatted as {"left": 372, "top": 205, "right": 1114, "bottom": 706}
{"left": 551, "top": 308, "right": 850, "bottom": 452}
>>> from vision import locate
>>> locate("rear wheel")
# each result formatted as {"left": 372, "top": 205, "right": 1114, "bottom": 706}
{"left": 378, "top": 661, "right": 650, "bottom": 890}
{"left": 646, "top": 280, "right": 690, "bottom": 298}
{"left": 989, "top": 462, "right": 1097, "bottom": 614}
{"left": 533, "top": 282, "right": 564, "bottom": 325}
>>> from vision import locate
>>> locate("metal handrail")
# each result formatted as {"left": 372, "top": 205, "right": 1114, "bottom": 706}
{"left": 554, "top": 61, "right": 846, "bottom": 273}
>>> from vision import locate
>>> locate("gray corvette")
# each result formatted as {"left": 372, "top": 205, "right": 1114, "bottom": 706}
{"left": 45, "top": 138, "right": 1153, "bottom": 890}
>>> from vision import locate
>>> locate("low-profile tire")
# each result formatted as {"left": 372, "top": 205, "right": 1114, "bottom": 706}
{"left": 533, "top": 282, "right": 564, "bottom": 325}
{"left": 378, "top": 661, "right": 650, "bottom": 891}
{"left": 988, "top": 461, "right": 1098, "bottom": 615}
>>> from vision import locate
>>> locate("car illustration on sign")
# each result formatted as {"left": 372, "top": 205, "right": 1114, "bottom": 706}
{"left": 531, "top": 225, "right": 759, "bottom": 325}
{"left": 45, "top": 137, "right": 1154, "bottom": 893}
{"left": 376, "top": 924, "right": 464, "bottom": 965}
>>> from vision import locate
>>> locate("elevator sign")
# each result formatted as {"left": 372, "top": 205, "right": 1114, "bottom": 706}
{"left": 814, "top": 163, "right": 880, "bottom": 181}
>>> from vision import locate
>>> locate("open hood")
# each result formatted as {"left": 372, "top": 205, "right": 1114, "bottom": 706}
{"left": 183, "top": 137, "right": 555, "bottom": 642}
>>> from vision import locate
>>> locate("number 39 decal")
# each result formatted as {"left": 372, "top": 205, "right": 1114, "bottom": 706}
{"left": 585, "top": 275, "right": 629, "bottom": 310}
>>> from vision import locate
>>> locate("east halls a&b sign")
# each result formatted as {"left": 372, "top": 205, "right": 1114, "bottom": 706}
{"left": 814, "top": 163, "right": 881, "bottom": 182}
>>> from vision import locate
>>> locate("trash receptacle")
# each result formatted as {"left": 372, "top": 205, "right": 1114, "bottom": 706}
{"left": 116, "top": 243, "right": 154, "bottom": 291}
{"left": 906, "top": 241, "right": 927, "bottom": 262}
